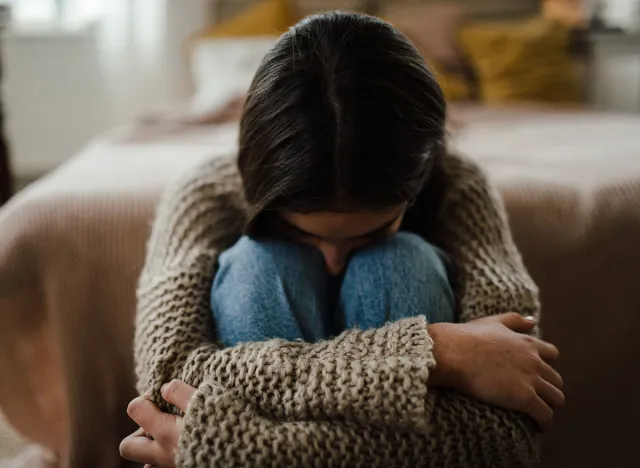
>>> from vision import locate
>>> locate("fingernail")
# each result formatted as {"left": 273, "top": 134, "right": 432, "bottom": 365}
{"left": 160, "top": 383, "right": 169, "bottom": 395}
{"left": 524, "top": 315, "right": 537, "bottom": 323}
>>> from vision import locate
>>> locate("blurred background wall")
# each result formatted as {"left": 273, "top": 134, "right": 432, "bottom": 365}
{"left": 3, "top": 0, "right": 213, "bottom": 178}
{"left": 2, "top": 0, "right": 640, "bottom": 179}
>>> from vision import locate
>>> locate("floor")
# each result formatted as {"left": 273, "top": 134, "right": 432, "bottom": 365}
{"left": 0, "top": 412, "right": 26, "bottom": 461}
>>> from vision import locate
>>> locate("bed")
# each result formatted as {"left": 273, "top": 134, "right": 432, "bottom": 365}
{"left": 1, "top": 104, "right": 639, "bottom": 468}
{"left": 1, "top": 1, "right": 640, "bottom": 467}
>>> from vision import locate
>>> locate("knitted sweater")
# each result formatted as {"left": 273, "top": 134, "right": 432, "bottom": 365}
{"left": 135, "top": 152, "right": 541, "bottom": 467}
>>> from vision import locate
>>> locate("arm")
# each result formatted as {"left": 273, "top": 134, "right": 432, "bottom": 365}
{"left": 429, "top": 152, "right": 540, "bottom": 323}
{"left": 177, "top": 383, "right": 535, "bottom": 468}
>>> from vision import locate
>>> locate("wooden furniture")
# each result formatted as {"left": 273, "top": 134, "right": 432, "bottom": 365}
{"left": 590, "top": 32, "right": 640, "bottom": 112}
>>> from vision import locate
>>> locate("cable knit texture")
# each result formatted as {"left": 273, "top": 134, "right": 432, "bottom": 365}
{"left": 135, "top": 152, "right": 540, "bottom": 467}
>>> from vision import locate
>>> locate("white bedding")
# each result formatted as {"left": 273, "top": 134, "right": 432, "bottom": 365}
{"left": 450, "top": 106, "right": 640, "bottom": 186}
{"left": 27, "top": 105, "right": 640, "bottom": 200}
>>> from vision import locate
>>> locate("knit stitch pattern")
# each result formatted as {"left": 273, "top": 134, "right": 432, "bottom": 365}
{"left": 135, "top": 152, "right": 540, "bottom": 467}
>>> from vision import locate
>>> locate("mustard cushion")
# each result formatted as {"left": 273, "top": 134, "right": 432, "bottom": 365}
{"left": 201, "top": 0, "right": 295, "bottom": 38}
{"left": 459, "top": 17, "right": 581, "bottom": 103}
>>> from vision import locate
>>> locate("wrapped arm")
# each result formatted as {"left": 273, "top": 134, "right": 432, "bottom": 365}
{"left": 135, "top": 153, "right": 540, "bottom": 467}
{"left": 430, "top": 153, "right": 540, "bottom": 322}
{"left": 177, "top": 384, "right": 535, "bottom": 468}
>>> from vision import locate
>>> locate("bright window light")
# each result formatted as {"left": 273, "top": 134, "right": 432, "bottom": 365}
{"left": 1, "top": 0, "right": 105, "bottom": 30}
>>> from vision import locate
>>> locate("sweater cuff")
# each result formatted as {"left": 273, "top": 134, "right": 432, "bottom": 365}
{"left": 177, "top": 383, "right": 245, "bottom": 468}
{"left": 305, "top": 316, "right": 435, "bottom": 431}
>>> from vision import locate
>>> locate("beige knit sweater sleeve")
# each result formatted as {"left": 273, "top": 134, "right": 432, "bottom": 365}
{"left": 135, "top": 153, "right": 539, "bottom": 467}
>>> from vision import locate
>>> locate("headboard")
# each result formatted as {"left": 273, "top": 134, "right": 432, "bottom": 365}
{"left": 212, "top": 0, "right": 541, "bottom": 24}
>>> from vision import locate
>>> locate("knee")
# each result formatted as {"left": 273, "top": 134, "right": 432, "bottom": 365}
{"left": 211, "top": 237, "right": 327, "bottom": 345}
{"left": 349, "top": 232, "right": 455, "bottom": 322}
{"left": 357, "top": 232, "right": 450, "bottom": 279}
{"left": 213, "top": 236, "right": 323, "bottom": 293}
{"left": 402, "top": 232, "right": 450, "bottom": 280}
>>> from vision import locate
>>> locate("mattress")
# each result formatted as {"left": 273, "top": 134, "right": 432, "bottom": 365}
{"left": 0, "top": 106, "right": 639, "bottom": 467}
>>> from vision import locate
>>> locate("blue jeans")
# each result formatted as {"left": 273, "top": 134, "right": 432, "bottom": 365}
{"left": 211, "top": 232, "right": 455, "bottom": 347}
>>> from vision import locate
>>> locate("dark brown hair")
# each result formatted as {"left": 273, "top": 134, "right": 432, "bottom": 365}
{"left": 237, "top": 12, "right": 446, "bottom": 233}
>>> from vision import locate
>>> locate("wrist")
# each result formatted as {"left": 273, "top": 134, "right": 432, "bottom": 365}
{"left": 427, "top": 323, "right": 462, "bottom": 388}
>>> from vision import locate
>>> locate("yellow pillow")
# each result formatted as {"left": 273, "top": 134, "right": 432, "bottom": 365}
{"left": 201, "top": 0, "right": 295, "bottom": 38}
{"left": 459, "top": 17, "right": 581, "bottom": 103}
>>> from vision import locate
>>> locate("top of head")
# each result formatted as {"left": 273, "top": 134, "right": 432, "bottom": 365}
{"left": 237, "top": 12, "right": 446, "bottom": 231}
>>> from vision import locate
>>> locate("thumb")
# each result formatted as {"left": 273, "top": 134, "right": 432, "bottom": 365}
{"left": 161, "top": 380, "right": 196, "bottom": 413}
{"left": 492, "top": 312, "right": 537, "bottom": 333}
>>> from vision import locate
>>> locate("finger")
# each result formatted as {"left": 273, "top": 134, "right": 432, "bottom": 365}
{"left": 539, "top": 361, "right": 564, "bottom": 390}
{"left": 536, "top": 378, "right": 565, "bottom": 409}
{"left": 526, "top": 393, "right": 554, "bottom": 432}
{"left": 537, "top": 340, "right": 560, "bottom": 362}
{"left": 493, "top": 312, "right": 537, "bottom": 333}
{"left": 127, "top": 397, "right": 172, "bottom": 436}
{"left": 161, "top": 379, "right": 196, "bottom": 413}
{"left": 119, "top": 433, "right": 164, "bottom": 465}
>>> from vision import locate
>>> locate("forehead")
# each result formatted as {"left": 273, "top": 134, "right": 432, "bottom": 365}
{"left": 279, "top": 207, "right": 404, "bottom": 240}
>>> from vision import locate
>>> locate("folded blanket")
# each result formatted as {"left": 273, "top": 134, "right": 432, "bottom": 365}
{"left": 135, "top": 152, "right": 540, "bottom": 467}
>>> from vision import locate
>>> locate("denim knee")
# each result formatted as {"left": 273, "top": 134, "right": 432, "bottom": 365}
{"left": 216, "top": 236, "right": 323, "bottom": 276}
{"left": 341, "top": 232, "right": 456, "bottom": 327}
{"left": 212, "top": 236, "right": 329, "bottom": 345}
{"left": 379, "top": 232, "right": 451, "bottom": 284}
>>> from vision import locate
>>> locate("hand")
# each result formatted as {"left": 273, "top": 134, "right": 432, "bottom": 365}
{"left": 120, "top": 380, "right": 196, "bottom": 468}
{"left": 429, "top": 313, "right": 564, "bottom": 431}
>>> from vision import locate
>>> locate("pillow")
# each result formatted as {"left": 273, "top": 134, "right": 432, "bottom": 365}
{"left": 189, "top": 38, "right": 277, "bottom": 118}
{"left": 383, "top": 3, "right": 471, "bottom": 101}
{"left": 189, "top": 0, "right": 296, "bottom": 119}
{"left": 383, "top": 3, "right": 466, "bottom": 70}
{"left": 542, "top": 0, "right": 589, "bottom": 27}
{"left": 459, "top": 17, "right": 581, "bottom": 104}
{"left": 200, "top": 0, "right": 295, "bottom": 38}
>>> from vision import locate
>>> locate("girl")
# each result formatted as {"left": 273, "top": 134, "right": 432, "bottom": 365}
{"left": 122, "top": 12, "right": 563, "bottom": 468}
